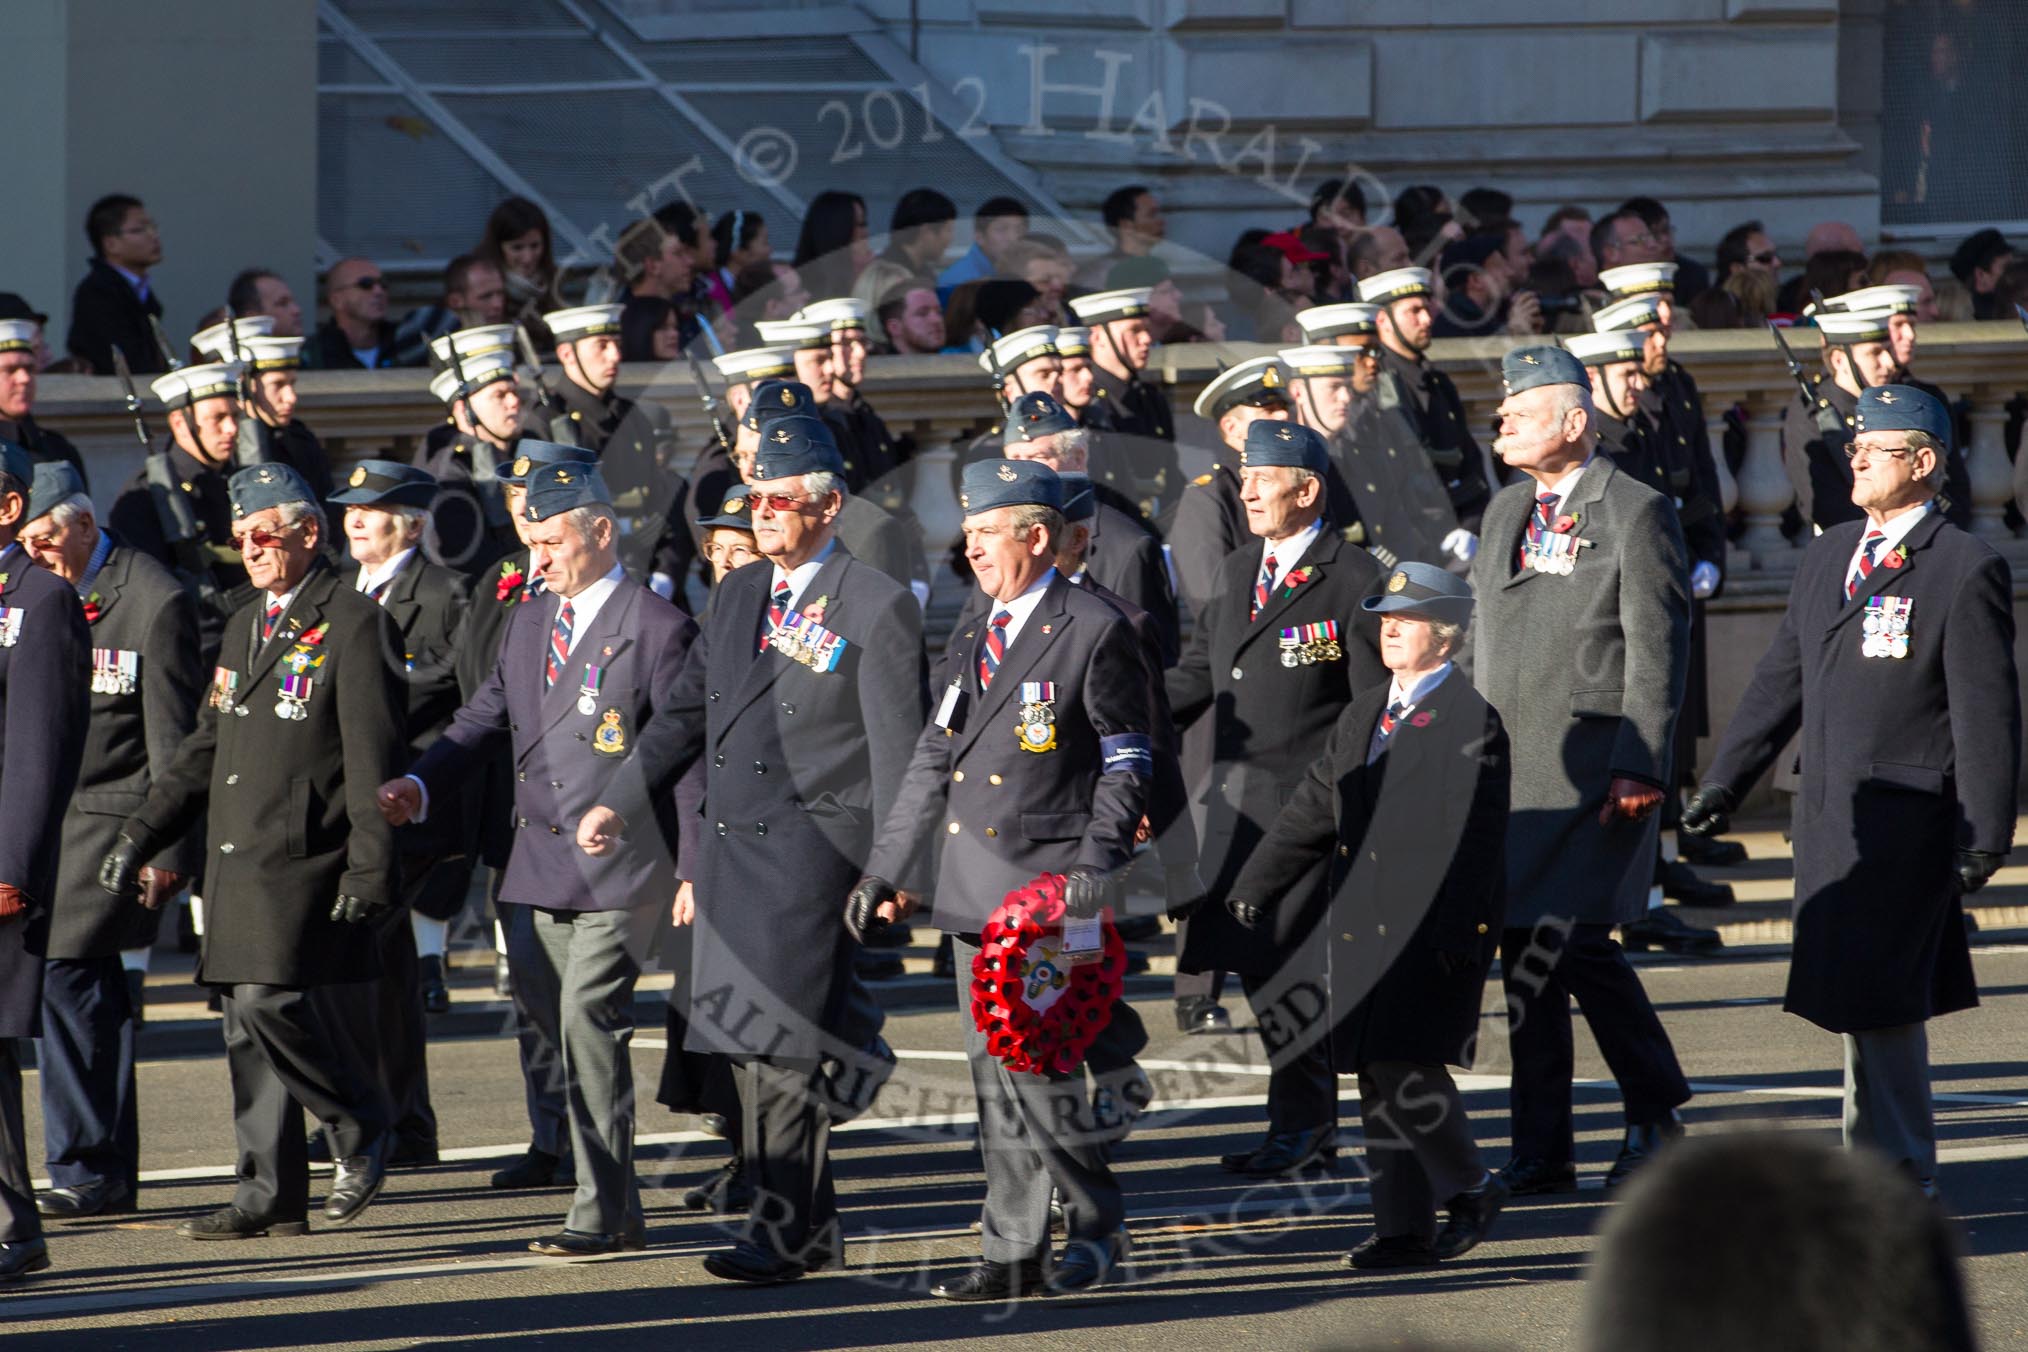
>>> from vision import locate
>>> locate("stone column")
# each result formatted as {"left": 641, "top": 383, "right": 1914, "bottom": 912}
{"left": 1964, "top": 389, "right": 2016, "bottom": 544}
{"left": 1734, "top": 396, "right": 1798, "bottom": 570}
{"left": 1705, "top": 413, "right": 1739, "bottom": 515}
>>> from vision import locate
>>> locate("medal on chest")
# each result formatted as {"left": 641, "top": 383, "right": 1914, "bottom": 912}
{"left": 1525, "top": 531, "right": 1587, "bottom": 576}
{"left": 1278, "top": 620, "right": 1342, "bottom": 667}
{"left": 91, "top": 648, "right": 139, "bottom": 696}
{"left": 771, "top": 610, "right": 849, "bottom": 672}
{"left": 592, "top": 707, "right": 627, "bottom": 755}
{"left": 275, "top": 626, "right": 327, "bottom": 718}
{"left": 1017, "top": 681, "right": 1058, "bottom": 753}
{"left": 1861, "top": 595, "right": 1913, "bottom": 659}
{"left": 577, "top": 663, "right": 605, "bottom": 716}
{"left": 209, "top": 665, "right": 242, "bottom": 714}
{"left": 0, "top": 606, "right": 23, "bottom": 647}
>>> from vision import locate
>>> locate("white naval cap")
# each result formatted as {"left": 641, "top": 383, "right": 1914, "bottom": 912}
{"left": 1067, "top": 287, "right": 1152, "bottom": 323}
{"left": 710, "top": 346, "right": 799, "bottom": 384}
{"left": 151, "top": 362, "right": 243, "bottom": 409}
{"left": 1592, "top": 294, "right": 1664, "bottom": 333}
{"left": 1811, "top": 284, "right": 1922, "bottom": 318}
{"left": 795, "top": 298, "right": 870, "bottom": 332}
{"left": 0, "top": 319, "right": 38, "bottom": 354}
{"left": 1356, "top": 267, "right": 1434, "bottom": 304}
{"left": 978, "top": 325, "right": 1059, "bottom": 377}
{"left": 428, "top": 348, "right": 517, "bottom": 404}
{"left": 430, "top": 324, "right": 518, "bottom": 366}
{"left": 1295, "top": 302, "right": 1381, "bottom": 341}
{"left": 1598, "top": 262, "right": 1678, "bottom": 297}
{"left": 1813, "top": 308, "right": 1895, "bottom": 344}
{"left": 543, "top": 303, "right": 624, "bottom": 341}
{"left": 1191, "top": 355, "right": 1290, "bottom": 420}
{"left": 191, "top": 315, "right": 275, "bottom": 362}
{"left": 754, "top": 318, "right": 830, "bottom": 351}
{"left": 1564, "top": 330, "right": 1644, "bottom": 368}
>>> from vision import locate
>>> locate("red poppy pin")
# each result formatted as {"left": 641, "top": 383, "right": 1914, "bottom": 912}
{"left": 1552, "top": 515, "right": 1577, "bottom": 534}
{"left": 802, "top": 594, "right": 829, "bottom": 624}
{"left": 496, "top": 561, "right": 526, "bottom": 602}
{"left": 1284, "top": 566, "right": 1314, "bottom": 591}
{"left": 1882, "top": 548, "right": 1905, "bottom": 570}
{"left": 299, "top": 623, "right": 327, "bottom": 646}
{"left": 81, "top": 592, "right": 104, "bottom": 624}
{"left": 1410, "top": 710, "right": 1434, "bottom": 728}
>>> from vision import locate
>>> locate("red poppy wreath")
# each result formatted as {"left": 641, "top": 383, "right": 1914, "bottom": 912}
{"left": 970, "top": 872, "right": 1127, "bottom": 1075}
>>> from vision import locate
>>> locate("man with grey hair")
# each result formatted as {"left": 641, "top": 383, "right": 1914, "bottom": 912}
{"left": 19, "top": 463, "right": 200, "bottom": 1222}
{"left": 101, "top": 462, "right": 407, "bottom": 1241}
{"left": 381, "top": 462, "right": 700, "bottom": 1258}
{"left": 1471, "top": 346, "right": 1692, "bottom": 1196}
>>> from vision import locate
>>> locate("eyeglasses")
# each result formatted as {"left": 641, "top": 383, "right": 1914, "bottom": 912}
{"left": 1844, "top": 442, "right": 1913, "bottom": 462}
{"left": 230, "top": 526, "right": 297, "bottom": 552}
{"left": 350, "top": 276, "right": 387, "bottom": 292}
{"left": 1750, "top": 251, "right": 1780, "bottom": 266}
{"left": 120, "top": 220, "right": 160, "bottom": 237}
{"left": 750, "top": 492, "right": 812, "bottom": 513}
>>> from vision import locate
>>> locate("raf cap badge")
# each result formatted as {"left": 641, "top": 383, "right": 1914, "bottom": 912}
{"left": 512, "top": 456, "right": 531, "bottom": 477}
{"left": 349, "top": 467, "right": 367, "bottom": 488}
{"left": 1387, "top": 571, "right": 1408, "bottom": 592}
{"left": 997, "top": 464, "right": 1017, "bottom": 481}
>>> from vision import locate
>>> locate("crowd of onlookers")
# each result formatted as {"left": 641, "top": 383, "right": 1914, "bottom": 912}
{"left": 10, "top": 182, "right": 2025, "bottom": 384}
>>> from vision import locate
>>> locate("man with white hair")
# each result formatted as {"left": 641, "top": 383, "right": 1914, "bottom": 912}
{"left": 0, "top": 307, "right": 89, "bottom": 486}
{"left": 1471, "top": 346, "right": 1694, "bottom": 1195}
{"left": 20, "top": 463, "right": 199, "bottom": 1222}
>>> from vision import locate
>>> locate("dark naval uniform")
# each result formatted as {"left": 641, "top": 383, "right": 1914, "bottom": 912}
{"left": 107, "top": 442, "right": 250, "bottom": 662}
{"left": 1168, "top": 450, "right": 1246, "bottom": 615}
{"left": 1083, "top": 502, "right": 1179, "bottom": 667}
{"left": 1082, "top": 374, "right": 1182, "bottom": 527}
{"left": 0, "top": 543, "right": 91, "bottom": 1253}
{"left": 415, "top": 434, "right": 524, "bottom": 579}
{"left": 0, "top": 414, "right": 88, "bottom": 489}
{"left": 1376, "top": 346, "right": 1492, "bottom": 530}
{"left": 1336, "top": 393, "right": 1464, "bottom": 571}
{"left": 529, "top": 375, "right": 687, "bottom": 579}
{"left": 40, "top": 534, "right": 201, "bottom": 1204}
{"left": 249, "top": 419, "right": 337, "bottom": 506}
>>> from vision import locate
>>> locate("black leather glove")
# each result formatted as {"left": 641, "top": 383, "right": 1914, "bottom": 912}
{"left": 1679, "top": 784, "right": 1737, "bottom": 838}
{"left": 843, "top": 875, "right": 898, "bottom": 943}
{"left": 1061, "top": 867, "right": 1115, "bottom": 921}
{"left": 330, "top": 894, "right": 388, "bottom": 925}
{"left": 1226, "top": 895, "right": 1264, "bottom": 929}
{"left": 1954, "top": 849, "right": 2006, "bottom": 896}
{"left": 99, "top": 831, "right": 150, "bottom": 898}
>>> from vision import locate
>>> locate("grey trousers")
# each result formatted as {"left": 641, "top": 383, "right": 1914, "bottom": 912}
{"left": 0, "top": 1039, "right": 38, "bottom": 1243}
{"left": 502, "top": 900, "right": 569, "bottom": 1160}
{"left": 1843, "top": 1021, "right": 1935, "bottom": 1181}
{"left": 1358, "top": 1061, "right": 1486, "bottom": 1242}
{"left": 953, "top": 936, "right": 1124, "bottom": 1263}
{"left": 527, "top": 903, "right": 658, "bottom": 1235}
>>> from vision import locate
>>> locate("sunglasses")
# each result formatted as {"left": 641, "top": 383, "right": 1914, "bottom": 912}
{"left": 351, "top": 275, "right": 387, "bottom": 291}
{"left": 231, "top": 526, "right": 297, "bottom": 552}
{"left": 750, "top": 492, "right": 812, "bottom": 513}
{"left": 1750, "top": 251, "right": 1780, "bottom": 266}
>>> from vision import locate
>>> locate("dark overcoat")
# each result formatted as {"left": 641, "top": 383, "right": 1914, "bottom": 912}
{"left": 1083, "top": 501, "right": 1179, "bottom": 667}
{"left": 1376, "top": 345, "right": 1491, "bottom": 530}
{"left": 371, "top": 551, "right": 474, "bottom": 917}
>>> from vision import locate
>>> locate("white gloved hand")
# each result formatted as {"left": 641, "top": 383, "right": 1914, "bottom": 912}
{"left": 648, "top": 571, "right": 676, "bottom": 600}
{"left": 1690, "top": 561, "right": 1720, "bottom": 599}
{"left": 1442, "top": 528, "right": 1479, "bottom": 563}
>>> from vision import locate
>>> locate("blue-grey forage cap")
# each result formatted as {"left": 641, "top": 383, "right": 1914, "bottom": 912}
{"left": 1362, "top": 560, "right": 1475, "bottom": 623}
{"left": 752, "top": 415, "right": 846, "bottom": 481}
{"left": 1003, "top": 391, "right": 1078, "bottom": 445}
{"left": 228, "top": 463, "right": 317, "bottom": 521}
{"left": 25, "top": 460, "right": 85, "bottom": 524}
{"left": 521, "top": 461, "right": 612, "bottom": 523}
{"left": 743, "top": 378, "right": 817, "bottom": 431}
{"left": 1058, "top": 471, "right": 1096, "bottom": 524}
{"left": 0, "top": 441, "right": 33, "bottom": 494}
{"left": 695, "top": 486, "right": 753, "bottom": 532}
{"left": 1854, "top": 384, "right": 1951, "bottom": 449}
{"left": 960, "top": 458, "right": 1063, "bottom": 515}
{"left": 1500, "top": 344, "right": 1588, "bottom": 395}
{"left": 1241, "top": 418, "right": 1328, "bottom": 474}
{"left": 328, "top": 459, "right": 437, "bottom": 509}
{"left": 500, "top": 439, "right": 597, "bottom": 486}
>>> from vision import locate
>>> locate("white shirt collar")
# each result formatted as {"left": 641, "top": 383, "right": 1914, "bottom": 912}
{"left": 553, "top": 562, "right": 627, "bottom": 657}
{"left": 1387, "top": 662, "right": 1453, "bottom": 712}
{"left": 1260, "top": 516, "right": 1324, "bottom": 586}
{"left": 1536, "top": 455, "right": 1595, "bottom": 514}
{"left": 356, "top": 548, "right": 415, "bottom": 599}
{"left": 768, "top": 538, "right": 837, "bottom": 614}
{"left": 1859, "top": 499, "right": 1935, "bottom": 553}
{"left": 983, "top": 567, "right": 1057, "bottom": 652}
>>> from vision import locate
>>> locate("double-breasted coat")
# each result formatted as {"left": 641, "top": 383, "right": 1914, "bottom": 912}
{"left": 1469, "top": 455, "right": 1689, "bottom": 928}
{"left": 47, "top": 538, "right": 204, "bottom": 960}
{"left": 622, "top": 548, "right": 925, "bottom": 1060}
{"left": 128, "top": 560, "right": 407, "bottom": 987}
{"left": 0, "top": 547, "right": 90, "bottom": 1036}
{"left": 1703, "top": 510, "right": 2018, "bottom": 1032}
{"left": 1168, "top": 450, "right": 1245, "bottom": 616}
{"left": 1166, "top": 528, "right": 1386, "bottom": 975}
{"left": 1230, "top": 672, "right": 1509, "bottom": 1070}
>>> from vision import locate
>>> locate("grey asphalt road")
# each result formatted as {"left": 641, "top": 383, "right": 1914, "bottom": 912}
{"left": 7, "top": 940, "right": 2028, "bottom": 1351}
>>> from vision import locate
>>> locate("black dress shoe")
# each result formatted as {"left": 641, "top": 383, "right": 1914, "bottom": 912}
{"left": 932, "top": 1258, "right": 1046, "bottom": 1302}
{"left": 1432, "top": 1174, "right": 1509, "bottom": 1259}
{"left": 1346, "top": 1234, "right": 1440, "bottom": 1269}
{"left": 1677, "top": 833, "right": 1747, "bottom": 867}
{"left": 702, "top": 1240, "right": 808, "bottom": 1284}
{"left": 1620, "top": 909, "right": 1722, "bottom": 955}
{"left": 0, "top": 1238, "right": 51, "bottom": 1280}
{"left": 323, "top": 1142, "right": 387, "bottom": 1225}
{"left": 1049, "top": 1229, "right": 1128, "bottom": 1292}
{"left": 36, "top": 1179, "right": 136, "bottom": 1219}
{"left": 1604, "top": 1112, "right": 1684, "bottom": 1189}
{"left": 178, "top": 1205, "right": 309, "bottom": 1240}
{"left": 491, "top": 1147, "right": 570, "bottom": 1190}
{"left": 681, "top": 1155, "right": 752, "bottom": 1213}
{"left": 1175, "top": 997, "right": 1233, "bottom": 1035}
{"left": 1230, "top": 1126, "right": 1338, "bottom": 1178}
{"left": 528, "top": 1221, "right": 647, "bottom": 1257}
{"left": 418, "top": 954, "right": 451, "bottom": 1015}
{"left": 124, "top": 968, "right": 147, "bottom": 1027}
{"left": 1660, "top": 860, "right": 1735, "bottom": 907}
{"left": 1113, "top": 914, "right": 1162, "bottom": 942}
{"left": 1497, "top": 1156, "right": 1578, "bottom": 1196}
{"left": 390, "top": 1137, "right": 439, "bottom": 1168}
{"left": 932, "top": 933, "right": 956, "bottom": 980}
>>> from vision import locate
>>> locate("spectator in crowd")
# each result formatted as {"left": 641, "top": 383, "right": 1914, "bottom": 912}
{"left": 876, "top": 281, "right": 945, "bottom": 356}
{"left": 1618, "top": 197, "right": 1711, "bottom": 307}
{"left": 972, "top": 279, "right": 1052, "bottom": 343}
{"left": 653, "top": 201, "right": 729, "bottom": 337}
{"left": 1777, "top": 221, "right": 1867, "bottom": 312}
{"left": 728, "top": 260, "right": 809, "bottom": 347}
{"left": 306, "top": 258, "right": 399, "bottom": 370}
{"left": 393, "top": 255, "right": 508, "bottom": 367}
{"left": 1076, "top": 184, "right": 1166, "bottom": 288}
{"left": 1689, "top": 221, "right": 1780, "bottom": 330}
{"left": 1866, "top": 249, "right": 1939, "bottom": 323}
{"left": 1521, "top": 251, "right": 1590, "bottom": 334}
{"left": 1932, "top": 277, "right": 1975, "bottom": 322}
{"left": 614, "top": 215, "right": 705, "bottom": 354}
{"left": 793, "top": 189, "right": 872, "bottom": 302}
{"left": 1949, "top": 227, "right": 2014, "bottom": 320}
{"left": 1110, "top": 255, "right": 1221, "bottom": 345}
{"left": 710, "top": 209, "right": 769, "bottom": 304}
{"left": 1299, "top": 224, "right": 1354, "bottom": 302}
{"left": 937, "top": 196, "right": 1029, "bottom": 302}
{"left": 1391, "top": 185, "right": 1457, "bottom": 262}
{"left": 881, "top": 189, "right": 957, "bottom": 278}
{"left": 1795, "top": 250, "right": 1870, "bottom": 314}
{"left": 999, "top": 236, "right": 1075, "bottom": 324}
{"left": 1432, "top": 234, "right": 1539, "bottom": 337}
{"left": 1458, "top": 186, "right": 1513, "bottom": 232}
{"left": 1590, "top": 209, "right": 1666, "bottom": 281}
{"left": 67, "top": 193, "right": 166, "bottom": 375}
{"left": 1308, "top": 177, "right": 1367, "bottom": 238}
{"left": 1348, "top": 225, "right": 1412, "bottom": 281}
{"left": 476, "top": 195, "right": 568, "bottom": 328}
{"left": 620, "top": 295, "right": 682, "bottom": 363}
{"left": 0, "top": 300, "right": 89, "bottom": 483}
{"left": 1540, "top": 204, "right": 1592, "bottom": 250}
{"left": 1537, "top": 230, "right": 1597, "bottom": 293}
{"left": 227, "top": 268, "right": 304, "bottom": 338}
{"left": 1993, "top": 258, "right": 2028, "bottom": 321}
{"left": 1580, "top": 1134, "right": 1977, "bottom": 1352}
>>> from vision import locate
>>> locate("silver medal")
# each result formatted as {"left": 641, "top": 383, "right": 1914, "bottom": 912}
{"left": 577, "top": 694, "right": 597, "bottom": 716}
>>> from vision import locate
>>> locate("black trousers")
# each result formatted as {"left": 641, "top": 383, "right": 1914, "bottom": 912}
{"left": 1241, "top": 969, "right": 1339, "bottom": 1137}
{"left": 736, "top": 1055, "right": 837, "bottom": 1264}
{"left": 0, "top": 1039, "right": 37, "bottom": 1244}
{"left": 221, "top": 983, "right": 387, "bottom": 1222}
{"left": 37, "top": 955, "right": 139, "bottom": 1193}
{"left": 309, "top": 906, "right": 437, "bottom": 1151}
{"left": 1500, "top": 922, "right": 1692, "bottom": 1162}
